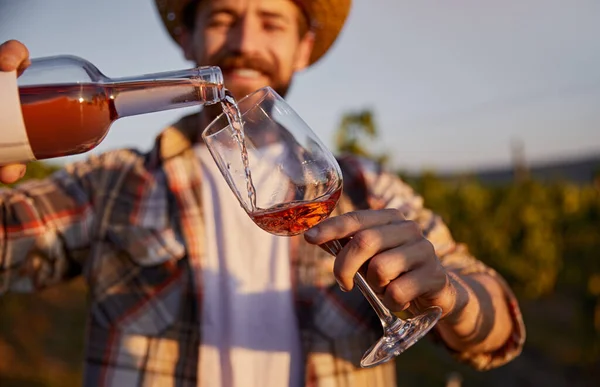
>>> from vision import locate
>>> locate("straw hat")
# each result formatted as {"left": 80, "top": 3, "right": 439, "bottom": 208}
{"left": 154, "top": 0, "right": 352, "bottom": 65}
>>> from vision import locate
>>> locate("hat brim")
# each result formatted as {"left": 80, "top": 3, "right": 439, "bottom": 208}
{"left": 154, "top": 0, "right": 352, "bottom": 66}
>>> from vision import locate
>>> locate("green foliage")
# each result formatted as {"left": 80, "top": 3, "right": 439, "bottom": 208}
{"left": 408, "top": 174, "right": 600, "bottom": 302}
{"left": 0, "top": 161, "right": 60, "bottom": 189}
{"left": 335, "top": 111, "right": 600, "bottom": 384}
{"left": 407, "top": 172, "right": 600, "bottom": 373}
{"left": 334, "top": 109, "right": 390, "bottom": 166}
{"left": 2, "top": 159, "right": 600, "bottom": 385}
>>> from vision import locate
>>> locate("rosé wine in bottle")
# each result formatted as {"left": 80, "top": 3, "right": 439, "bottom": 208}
{"left": 0, "top": 55, "right": 224, "bottom": 163}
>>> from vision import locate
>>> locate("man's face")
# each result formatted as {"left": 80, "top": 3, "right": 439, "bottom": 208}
{"left": 180, "top": 0, "right": 314, "bottom": 100}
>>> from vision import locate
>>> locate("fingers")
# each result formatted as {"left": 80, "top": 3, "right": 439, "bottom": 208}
{"left": 363, "top": 238, "right": 434, "bottom": 293}
{"left": 0, "top": 39, "right": 31, "bottom": 75}
{"left": 0, "top": 164, "right": 27, "bottom": 184}
{"left": 304, "top": 208, "right": 406, "bottom": 244}
{"left": 0, "top": 40, "right": 30, "bottom": 184}
{"left": 303, "top": 207, "right": 452, "bottom": 314}
{"left": 382, "top": 262, "right": 449, "bottom": 313}
{"left": 332, "top": 221, "right": 424, "bottom": 291}
{"left": 382, "top": 268, "right": 428, "bottom": 312}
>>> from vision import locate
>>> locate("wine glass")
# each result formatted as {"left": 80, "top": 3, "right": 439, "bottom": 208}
{"left": 201, "top": 86, "right": 442, "bottom": 368}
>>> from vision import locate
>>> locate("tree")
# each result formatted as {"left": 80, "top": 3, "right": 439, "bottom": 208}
{"left": 334, "top": 109, "right": 389, "bottom": 165}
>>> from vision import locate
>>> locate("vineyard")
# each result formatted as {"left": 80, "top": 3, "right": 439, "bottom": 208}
{"left": 0, "top": 160, "right": 599, "bottom": 386}
{"left": 397, "top": 170, "right": 600, "bottom": 385}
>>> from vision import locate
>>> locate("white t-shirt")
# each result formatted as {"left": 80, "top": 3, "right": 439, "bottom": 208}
{"left": 196, "top": 144, "right": 302, "bottom": 387}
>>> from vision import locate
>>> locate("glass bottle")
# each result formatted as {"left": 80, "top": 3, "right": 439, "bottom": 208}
{"left": 0, "top": 55, "right": 224, "bottom": 164}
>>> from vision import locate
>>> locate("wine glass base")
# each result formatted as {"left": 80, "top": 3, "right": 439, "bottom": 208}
{"left": 360, "top": 306, "right": 443, "bottom": 368}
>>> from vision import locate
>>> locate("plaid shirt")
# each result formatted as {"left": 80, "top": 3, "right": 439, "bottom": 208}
{"left": 0, "top": 114, "right": 525, "bottom": 386}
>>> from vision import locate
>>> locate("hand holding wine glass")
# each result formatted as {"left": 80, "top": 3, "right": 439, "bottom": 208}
{"left": 0, "top": 40, "right": 30, "bottom": 184}
{"left": 203, "top": 87, "right": 443, "bottom": 368}
{"left": 303, "top": 208, "right": 456, "bottom": 317}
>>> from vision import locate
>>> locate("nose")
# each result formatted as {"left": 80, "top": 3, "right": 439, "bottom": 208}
{"left": 226, "top": 15, "right": 262, "bottom": 56}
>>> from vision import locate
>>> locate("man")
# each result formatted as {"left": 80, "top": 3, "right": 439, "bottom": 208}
{"left": 0, "top": 0, "right": 525, "bottom": 386}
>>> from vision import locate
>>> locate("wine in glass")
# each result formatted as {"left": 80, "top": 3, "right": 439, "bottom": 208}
{"left": 202, "top": 87, "right": 442, "bottom": 368}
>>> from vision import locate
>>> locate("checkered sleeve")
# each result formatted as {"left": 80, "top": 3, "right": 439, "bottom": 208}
{"left": 0, "top": 158, "right": 99, "bottom": 294}
{"left": 338, "top": 155, "right": 525, "bottom": 371}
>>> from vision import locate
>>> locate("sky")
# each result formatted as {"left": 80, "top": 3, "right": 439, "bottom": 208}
{"left": 1, "top": 0, "right": 599, "bottom": 172}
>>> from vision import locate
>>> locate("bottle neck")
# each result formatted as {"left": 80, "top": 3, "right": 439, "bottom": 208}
{"left": 107, "top": 66, "right": 225, "bottom": 119}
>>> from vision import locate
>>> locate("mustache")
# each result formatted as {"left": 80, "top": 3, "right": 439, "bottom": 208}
{"left": 212, "top": 54, "right": 275, "bottom": 77}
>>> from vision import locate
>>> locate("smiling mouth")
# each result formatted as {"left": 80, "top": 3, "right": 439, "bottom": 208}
{"left": 227, "top": 68, "right": 263, "bottom": 79}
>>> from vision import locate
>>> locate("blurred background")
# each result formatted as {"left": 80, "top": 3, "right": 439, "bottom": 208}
{"left": 0, "top": 0, "right": 599, "bottom": 386}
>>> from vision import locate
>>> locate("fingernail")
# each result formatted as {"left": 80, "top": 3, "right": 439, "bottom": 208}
{"left": 304, "top": 227, "right": 319, "bottom": 239}
{"left": 0, "top": 165, "right": 23, "bottom": 184}
{"left": 336, "top": 279, "right": 348, "bottom": 292}
{"left": 3, "top": 55, "right": 19, "bottom": 69}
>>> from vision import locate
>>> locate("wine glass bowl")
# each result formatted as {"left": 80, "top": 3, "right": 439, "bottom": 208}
{"left": 202, "top": 87, "right": 343, "bottom": 236}
{"left": 202, "top": 86, "right": 441, "bottom": 368}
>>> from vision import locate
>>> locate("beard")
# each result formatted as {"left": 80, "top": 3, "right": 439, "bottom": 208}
{"left": 205, "top": 50, "right": 292, "bottom": 100}
{"left": 225, "top": 80, "right": 291, "bottom": 102}
{"left": 195, "top": 50, "right": 294, "bottom": 138}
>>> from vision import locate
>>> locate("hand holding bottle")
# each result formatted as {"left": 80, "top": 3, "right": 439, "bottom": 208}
{"left": 0, "top": 40, "right": 29, "bottom": 184}
{"left": 0, "top": 42, "right": 224, "bottom": 173}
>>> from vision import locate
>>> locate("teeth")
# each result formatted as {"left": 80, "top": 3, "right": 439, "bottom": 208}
{"left": 233, "top": 68, "right": 261, "bottom": 78}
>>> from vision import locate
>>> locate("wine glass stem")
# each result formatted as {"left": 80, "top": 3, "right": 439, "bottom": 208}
{"left": 321, "top": 240, "right": 397, "bottom": 328}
